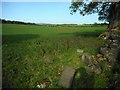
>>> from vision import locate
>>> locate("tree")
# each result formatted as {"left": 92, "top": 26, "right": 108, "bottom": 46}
{"left": 70, "top": 0, "right": 120, "bottom": 29}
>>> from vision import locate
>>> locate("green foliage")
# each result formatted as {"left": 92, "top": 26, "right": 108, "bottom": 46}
{"left": 70, "top": 1, "right": 111, "bottom": 22}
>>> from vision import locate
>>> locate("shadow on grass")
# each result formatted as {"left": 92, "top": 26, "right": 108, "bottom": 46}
{"left": 2, "top": 34, "right": 40, "bottom": 44}
{"left": 72, "top": 67, "right": 94, "bottom": 88}
{"left": 58, "top": 30, "right": 103, "bottom": 37}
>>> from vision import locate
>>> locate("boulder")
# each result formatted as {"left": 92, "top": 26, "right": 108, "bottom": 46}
{"left": 59, "top": 67, "right": 76, "bottom": 88}
{"left": 81, "top": 53, "right": 93, "bottom": 66}
{"left": 85, "top": 64, "right": 102, "bottom": 74}
{"left": 99, "top": 47, "right": 108, "bottom": 55}
{"left": 77, "top": 49, "right": 84, "bottom": 54}
{"left": 94, "top": 68, "right": 102, "bottom": 74}
{"left": 105, "top": 48, "right": 119, "bottom": 65}
{"left": 98, "top": 57, "right": 105, "bottom": 61}
{"left": 107, "top": 39, "right": 112, "bottom": 44}
{"left": 111, "top": 29, "right": 118, "bottom": 31}
{"left": 96, "top": 54, "right": 103, "bottom": 58}
{"left": 37, "top": 78, "right": 51, "bottom": 88}
{"left": 109, "top": 32, "right": 120, "bottom": 40}
{"left": 110, "top": 48, "right": 119, "bottom": 58}
{"left": 85, "top": 66, "right": 94, "bottom": 73}
{"left": 44, "top": 59, "right": 54, "bottom": 64}
{"left": 109, "top": 43, "right": 119, "bottom": 48}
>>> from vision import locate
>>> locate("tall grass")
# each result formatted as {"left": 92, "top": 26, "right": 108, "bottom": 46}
{"left": 2, "top": 24, "right": 107, "bottom": 88}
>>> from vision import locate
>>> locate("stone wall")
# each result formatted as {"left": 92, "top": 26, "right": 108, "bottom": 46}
{"left": 59, "top": 28, "right": 120, "bottom": 88}
{"left": 81, "top": 28, "right": 120, "bottom": 88}
{"left": 102, "top": 29, "right": 120, "bottom": 88}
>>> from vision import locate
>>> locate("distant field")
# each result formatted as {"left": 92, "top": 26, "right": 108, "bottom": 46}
{"left": 2, "top": 24, "right": 107, "bottom": 88}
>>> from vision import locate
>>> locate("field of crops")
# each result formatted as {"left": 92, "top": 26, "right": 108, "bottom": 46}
{"left": 2, "top": 24, "right": 107, "bottom": 88}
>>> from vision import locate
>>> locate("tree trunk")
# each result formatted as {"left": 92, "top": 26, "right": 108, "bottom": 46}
{"left": 109, "top": 2, "right": 120, "bottom": 29}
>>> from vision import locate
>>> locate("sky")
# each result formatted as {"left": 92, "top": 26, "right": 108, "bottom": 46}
{"left": 2, "top": 2, "right": 103, "bottom": 24}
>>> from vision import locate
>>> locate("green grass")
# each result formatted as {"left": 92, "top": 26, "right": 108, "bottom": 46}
{"left": 2, "top": 24, "right": 107, "bottom": 88}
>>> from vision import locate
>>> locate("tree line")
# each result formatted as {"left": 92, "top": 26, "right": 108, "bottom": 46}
{"left": 0, "top": 19, "right": 108, "bottom": 26}
{"left": 0, "top": 19, "right": 36, "bottom": 25}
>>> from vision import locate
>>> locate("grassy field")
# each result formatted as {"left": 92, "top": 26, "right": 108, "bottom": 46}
{"left": 2, "top": 24, "right": 107, "bottom": 88}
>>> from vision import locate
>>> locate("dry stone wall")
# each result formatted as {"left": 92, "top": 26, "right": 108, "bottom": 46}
{"left": 81, "top": 28, "right": 120, "bottom": 88}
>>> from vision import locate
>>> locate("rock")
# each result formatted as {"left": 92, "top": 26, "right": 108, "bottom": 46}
{"left": 92, "top": 56, "right": 98, "bottom": 64}
{"left": 96, "top": 54, "right": 103, "bottom": 58}
{"left": 107, "top": 39, "right": 112, "bottom": 46}
{"left": 105, "top": 48, "right": 119, "bottom": 65}
{"left": 77, "top": 49, "right": 84, "bottom": 54}
{"left": 110, "top": 48, "right": 119, "bottom": 58}
{"left": 37, "top": 83, "right": 46, "bottom": 88}
{"left": 94, "top": 67, "right": 102, "bottom": 74}
{"left": 99, "top": 47, "right": 108, "bottom": 55}
{"left": 85, "top": 65, "right": 102, "bottom": 74}
{"left": 98, "top": 57, "right": 105, "bottom": 61}
{"left": 85, "top": 66, "right": 94, "bottom": 73}
{"left": 111, "top": 29, "right": 118, "bottom": 31}
{"left": 85, "top": 64, "right": 102, "bottom": 74}
{"left": 37, "top": 78, "right": 51, "bottom": 88}
{"left": 109, "top": 40, "right": 119, "bottom": 48}
{"left": 37, "top": 84, "right": 41, "bottom": 88}
{"left": 84, "top": 58, "right": 103, "bottom": 74}
{"left": 108, "top": 55, "right": 116, "bottom": 64}
{"left": 81, "top": 53, "right": 93, "bottom": 66}
{"left": 105, "top": 44, "right": 109, "bottom": 47}
{"left": 96, "top": 54, "right": 106, "bottom": 61}
{"left": 112, "top": 40, "right": 119, "bottom": 43}
{"left": 59, "top": 67, "right": 76, "bottom": 88}
{"left": 109, "top": 43, "right": 119, "bottom": 48}
{"left": 44, "top": 59, "right": 54, "bottom": 64}
{"left": 103, "top": 57, "right": 107, "bottom": 61}
{"left": 104, "top": 36, "right": 107, "bottom": 40}
{"left": 109, "top": 32, "right": 120, "bottom": 40}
